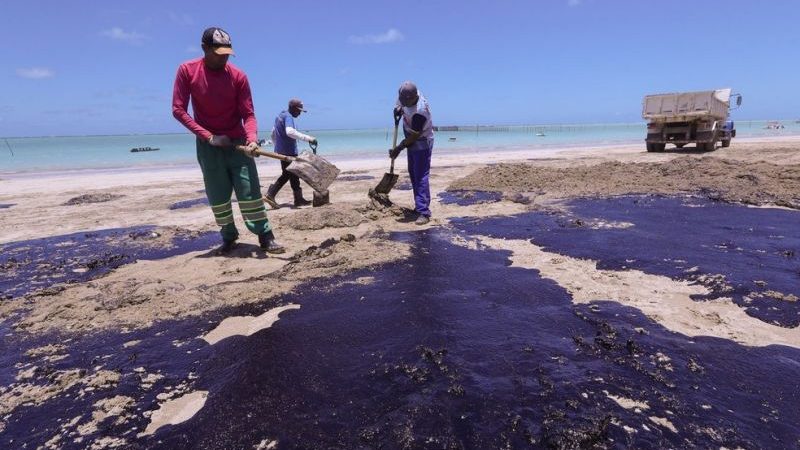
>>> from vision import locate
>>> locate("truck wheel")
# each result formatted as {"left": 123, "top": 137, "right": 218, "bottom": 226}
{"left": 721, "top": 139, "right": 731, "bottom": 148}
{"left": 675, "top": 143, "right": 685, "bottom": 149}
{"left": 646, "top": 143, "right": 665, "bottom": 152}
{"left": 704, "top": 141, "right": 716, "bottom": 152}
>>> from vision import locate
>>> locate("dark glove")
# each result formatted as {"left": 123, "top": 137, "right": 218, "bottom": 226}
{"left": 388, "top": 146, "right": 402, "bottom": 159}
{"left": 393, "top": 106, "right": 402, "bottom": 121}
{"left": 208, "top": 135, "right": 232, "bottom": 147}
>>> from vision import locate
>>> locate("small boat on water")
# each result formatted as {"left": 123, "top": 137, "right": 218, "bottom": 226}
{"left": 448, "top": 137, "right": 457, "bottom": 141}
{"left": 130, "top": 147, "right": 160, "bottom": 152}
{"left": 536, "top": 132, "right": 546, "bottom": 137}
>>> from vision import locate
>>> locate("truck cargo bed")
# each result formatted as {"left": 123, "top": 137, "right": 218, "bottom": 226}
{"left": 642, "top": 89, "right": 732, "bottom": 122}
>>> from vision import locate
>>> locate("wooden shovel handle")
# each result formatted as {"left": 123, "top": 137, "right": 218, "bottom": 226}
{"left": 235, "top": 145, "right": 295, "bottom": 162}
{"left": 389, "top": 116, "right": 400, "bottom": 174}
{"left": 392, "top": 116, "right": 400, "bottom": 148}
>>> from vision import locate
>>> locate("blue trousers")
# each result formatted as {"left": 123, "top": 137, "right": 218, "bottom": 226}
{"left": 407, "top": 140, "right": 433, "bottom": 217}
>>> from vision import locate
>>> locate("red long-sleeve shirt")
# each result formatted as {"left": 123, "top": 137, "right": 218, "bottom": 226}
{"left": 172, "top": 58, "right": 258, "bottom": 143}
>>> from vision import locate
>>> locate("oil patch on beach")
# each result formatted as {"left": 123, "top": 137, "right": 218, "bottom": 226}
{"left": 337, "top": 175, "right": 376, "bottom": 182}
{"left": 0, "top": 313, "right": 219, "bottom": 449}
{"left": 168, "top": 198, "right": 209, "bottom": 210}
{"left": 150, "top": 228, "right": 800, "bottom": 448}
{"left": 0, "top": 226, "right": 218, "bottom": 300}
{"left": 2, "top": 198, "right": 799, "bottom": 448}
{"left": 0, "top": 203, "right": 15, "bottom": 209}
{"left": 451, "top": 195, "right": 800, "bottom": 327}
{"left": 439, "top": 189, "right": 503, "bottom": 206}
{"left": 62, "top": 193, "right": 124, "bottom": 206}
{"left": 169, "top": 197, "right": 240, "bottom": 210}
{"left": 394, "top": 180, "right": 413, "bottom": 191}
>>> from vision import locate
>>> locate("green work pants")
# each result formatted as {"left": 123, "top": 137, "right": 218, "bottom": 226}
{"left": 196, "top": 138, "right": 270, "bottom": 241}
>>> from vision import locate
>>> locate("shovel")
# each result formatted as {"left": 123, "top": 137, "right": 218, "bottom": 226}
{"left": 306, "top": 141, "right": 331, "bottom": 206}
{"left": 236, "top": 145, "right": 340, "bottom": 193}
{"left": 372, "top": 115, "right": 401, "bottom": 195}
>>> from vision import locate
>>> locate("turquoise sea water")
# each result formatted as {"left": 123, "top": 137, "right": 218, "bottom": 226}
{"left": 1, "top": 120, "right": 798, "bottom": 174}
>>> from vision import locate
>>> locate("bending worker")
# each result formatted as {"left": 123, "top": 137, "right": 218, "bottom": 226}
{"left": 172, "top": 26, "right": 284, "bottom": 254}
{"left": 264, "top": 99, "right": 317, "bottom": 209}
{"left": 388, "top": 81, "right": 434, "bottom": 225}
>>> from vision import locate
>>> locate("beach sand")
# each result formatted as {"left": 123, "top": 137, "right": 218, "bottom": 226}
{"left": 2, "top": 137, "right": 798, "bottom": 337}
{"left": 1, "top": 137, "right": 799, "bottom": 446}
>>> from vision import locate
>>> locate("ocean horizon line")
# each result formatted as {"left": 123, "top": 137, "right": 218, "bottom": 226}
{"left": 2, "top": 118, "right": 795, "bottom": 140}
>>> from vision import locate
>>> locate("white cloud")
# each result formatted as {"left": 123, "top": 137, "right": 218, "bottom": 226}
{"left": 568, "top": 0, "right": 582, "bottom": 6}
{"left": 101, "top": 27, "right": 147, "bottom": 45}
{"left": 16, "top": 67, "right": 55, "bottom": 79}
{"left": 348, "top": 28, "right": 404, "bottom": 45}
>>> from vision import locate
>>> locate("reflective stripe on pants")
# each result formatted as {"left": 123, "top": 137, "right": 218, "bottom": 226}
{"left": 196, "top": 138, "right": 271, "bottom": 241}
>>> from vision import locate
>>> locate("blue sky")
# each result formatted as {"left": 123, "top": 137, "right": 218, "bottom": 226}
{"left": 3, "top": 0, "right": 799, "bottom": 137}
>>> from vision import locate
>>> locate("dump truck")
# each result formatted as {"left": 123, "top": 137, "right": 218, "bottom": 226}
{"left": 642, "top": 88, "right": 742, "bottom": 152}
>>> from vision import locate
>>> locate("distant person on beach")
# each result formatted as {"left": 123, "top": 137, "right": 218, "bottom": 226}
{"left": 389, "top": 81, "right": 434, "bottom": 225}
{"left": 172, "top": 26, "right": 284, "bottom": 254}
{"left": 263, "top": 98, "right": 318, "bottom": 209}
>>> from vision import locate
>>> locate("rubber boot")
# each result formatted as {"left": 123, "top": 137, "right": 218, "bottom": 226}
{"left": 219, "top": 238, "right": 237, "bottom": 254}
{"left": 293, "top": 188, "right": 311, "bottom": 207}
{"left": 264, "top": 184, "right": 280, "bottom": 209}
{"left": 258, "top": 230, "right": 286, "bottom": 254}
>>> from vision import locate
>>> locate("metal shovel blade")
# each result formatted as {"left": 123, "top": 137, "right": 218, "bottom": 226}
{"left": 372, "top": 117, "right": 402, "bottom": 196}
{"left": 286, "top": 150, "right": 340, "bottom": 193}
{"left": 373, "top": 171, "right": 399, "bottom": 194}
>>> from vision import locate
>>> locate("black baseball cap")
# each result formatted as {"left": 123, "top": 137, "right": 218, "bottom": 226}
{"left": 288, "top": 98, "right": 307, "bottom": 113}
{"left": 202, "top": 27, "right": 234, "bottom": 55}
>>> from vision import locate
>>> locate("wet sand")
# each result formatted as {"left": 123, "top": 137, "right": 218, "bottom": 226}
{"left": 1, "top": 137, "right": 799, "bottom": 447}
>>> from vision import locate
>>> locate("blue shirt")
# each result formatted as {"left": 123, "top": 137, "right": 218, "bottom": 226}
{"left": 272, "top": 110, "right": 298, "bottom": 156}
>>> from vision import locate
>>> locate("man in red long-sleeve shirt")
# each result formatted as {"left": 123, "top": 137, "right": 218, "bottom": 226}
{"left": 172, "top": 27, "right": 284, "bottom": 254}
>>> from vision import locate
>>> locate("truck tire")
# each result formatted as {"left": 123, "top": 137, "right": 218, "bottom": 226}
{"left": 704, "top": 141, "right": 716, "bottom": 152}
{"left": 675, "top": 143, "right": 685, "bottom": 149}
{"left": 721, "top": 139, "right": 731, "bottom": 148}
{"left": 646, "top": 143, "right": 665, "bottom": 152}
